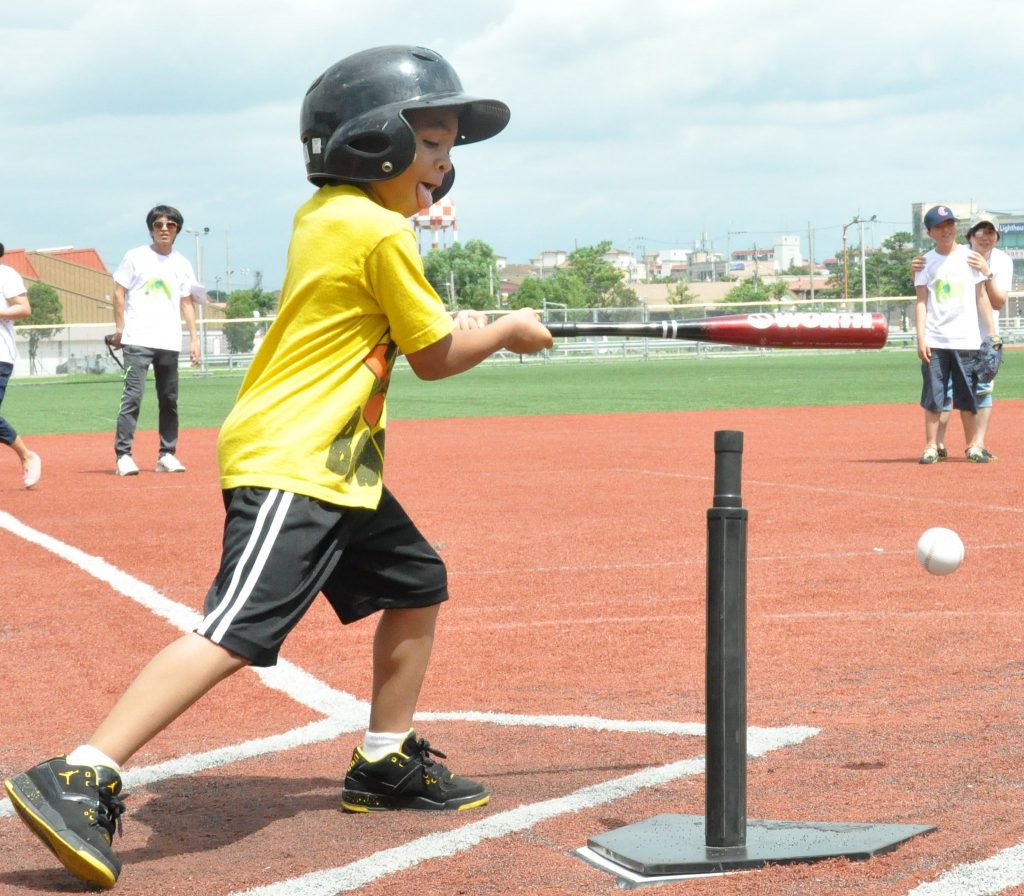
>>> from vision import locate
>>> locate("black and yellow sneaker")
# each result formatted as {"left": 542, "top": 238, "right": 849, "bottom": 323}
{"left": 4, "top": 757, "right": 125, "bottom": 890}
{"left": 965, "top": 447, "right": 991, "bottom": 464}
{"left": 342, "top": 732, "right": 490, "bottom": 812}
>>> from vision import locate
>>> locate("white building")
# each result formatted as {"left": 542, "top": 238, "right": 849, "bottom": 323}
{"left": 773, "top": 235, "right": 803, "bottom": 272}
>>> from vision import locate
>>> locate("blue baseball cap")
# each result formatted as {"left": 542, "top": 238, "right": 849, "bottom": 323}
{"left": 924, "top": 205, "right": 956, "bottom": 229}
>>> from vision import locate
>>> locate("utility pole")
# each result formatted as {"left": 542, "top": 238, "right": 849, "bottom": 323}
{"left": 184, "top": 226, "right": 210, "bottom": 372}
{"left": 808, "top": 222, "right": 816, "bottom": 302}
{"left": 859, "top": 214, "right": 877, "bottom": 313}
{"left": 225, "top": 229, "right": 232, "bottom": 296}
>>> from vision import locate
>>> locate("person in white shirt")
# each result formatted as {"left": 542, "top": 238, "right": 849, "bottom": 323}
{"left": 911, "top": 214, "right": 1011, "bottom": 462}
{"left": 913, "top": 205, "right": 996, "bottom": 465}
{"left": 111, "top": 206, "right": 199, "bottom": 476}
{"left": 0, "top": 243, "right": 41, "bottom": 488}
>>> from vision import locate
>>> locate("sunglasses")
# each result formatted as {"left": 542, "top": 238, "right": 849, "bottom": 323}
{"left": 152, "top": 220, "right": 179, "bottom": 231}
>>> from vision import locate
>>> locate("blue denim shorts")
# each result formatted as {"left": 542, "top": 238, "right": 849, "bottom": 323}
{"left": 941, "top": 377, "right": 993, "bottom": 411}
{"left": 920, "top": 349, "right": 978, "bottom": 414}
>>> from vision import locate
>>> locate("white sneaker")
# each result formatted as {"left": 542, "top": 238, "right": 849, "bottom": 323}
{"left": 155, "top": 454, "right": 186, "bottom": 473}
{"left": 115, "top": 455, "right": 140, "bottom": 477}
{"left": 23, "top": 452, "right": 42, "bottom": 489}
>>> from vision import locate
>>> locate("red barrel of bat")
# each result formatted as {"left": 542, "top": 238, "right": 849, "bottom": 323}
{"left": 701, "top": 311, "right": 889, "bottom": 349}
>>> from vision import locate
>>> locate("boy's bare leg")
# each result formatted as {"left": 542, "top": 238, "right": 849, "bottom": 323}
{"left": 923, "top": 410, "right": 941, "bottom": 448}
{"left": 960, "top": 410, "right": 979, "bottom": 450}
{"left": 368, "top": 606, "right": 439, "bottom": 733}
{"left": 935, "top": 410, "right": 950, "bottom": 451}
{"left": 10, "top": 435, "right": 33, "bottom": 464}
{"left": 969, "top": 407, "right": 991, "bottom": 450}
{"left": 88, "top": 633, "right": 249, "bottom": 766}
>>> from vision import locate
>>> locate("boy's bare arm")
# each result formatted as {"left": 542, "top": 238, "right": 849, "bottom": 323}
{"left": 111, "top": 284, "right": 127, "bottom": 347}
{"left": 914, "top": 286, "right": 929, "bottom": 362}
{"left": 0, "top": 292, "right": 30, "bottom": 321}
{"left": 405, "top": 308, "right": 553, "bottom": 381}
{"left": 975, "top": 282, "right": 997, "bottom": 338}
{"left": 968, "top": 251, "right": 1009, "bottom": 311}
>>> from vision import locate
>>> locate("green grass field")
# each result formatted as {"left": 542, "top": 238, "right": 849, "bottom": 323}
{"left": 6, "top": 349, "right": 1021, "bottom": 435}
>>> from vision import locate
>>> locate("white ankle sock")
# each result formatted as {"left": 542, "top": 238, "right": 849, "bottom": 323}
{"left": 66, "top": 745, "right": 121, "bottom": 775}
{"left": 361, "top": 729, "right": 411, "bottom": 761}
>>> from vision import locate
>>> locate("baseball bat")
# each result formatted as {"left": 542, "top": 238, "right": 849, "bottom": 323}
{"left": 544, "top": 311, "right": 888, "bottom": 350}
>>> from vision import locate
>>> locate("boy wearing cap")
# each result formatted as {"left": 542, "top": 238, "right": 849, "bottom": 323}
{"left": 914, "top": 205, "right": 996, "bottom": 465}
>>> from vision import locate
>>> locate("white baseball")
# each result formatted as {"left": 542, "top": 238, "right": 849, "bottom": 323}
{"left": 916, "top": 527, "right": 964, "bottom": 576}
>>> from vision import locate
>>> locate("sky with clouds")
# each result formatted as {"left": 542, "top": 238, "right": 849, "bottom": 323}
{"left": 4, "top": 0, "right": 1023, "bottom": 291}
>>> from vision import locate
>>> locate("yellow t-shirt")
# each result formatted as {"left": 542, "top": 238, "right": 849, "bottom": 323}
{"left": 217, "top": 185, "right": 454, "bottom": 508}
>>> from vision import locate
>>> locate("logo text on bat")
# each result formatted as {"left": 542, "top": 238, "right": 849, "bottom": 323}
{"left": 746, "top": 312, "right": 875, "bottom": 330}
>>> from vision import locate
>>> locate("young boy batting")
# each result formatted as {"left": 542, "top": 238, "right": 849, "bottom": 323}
{"left": 4, "top": 45, "right": 552, "bottom": 889}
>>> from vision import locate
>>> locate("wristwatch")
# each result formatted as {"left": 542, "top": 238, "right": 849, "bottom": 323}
{"left": 986, "top": 272, "right": 995, "bottom": 280}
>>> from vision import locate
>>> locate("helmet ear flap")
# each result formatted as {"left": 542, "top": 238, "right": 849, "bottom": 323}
{"left": 319, "top": 110, "right": 416, "bottom": 184}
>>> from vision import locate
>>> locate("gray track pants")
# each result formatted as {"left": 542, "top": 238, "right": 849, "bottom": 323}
{"left": 114, "top": 345, "right": 181, "bottom": 458}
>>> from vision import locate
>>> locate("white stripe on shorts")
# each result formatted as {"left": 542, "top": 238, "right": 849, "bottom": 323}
{"left": 197, "top": 489, "right": 294, "bottom": 645}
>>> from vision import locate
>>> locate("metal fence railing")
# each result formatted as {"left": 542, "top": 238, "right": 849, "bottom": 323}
{"left": 13, "top": 296, "right": 1024, "bottom": 377}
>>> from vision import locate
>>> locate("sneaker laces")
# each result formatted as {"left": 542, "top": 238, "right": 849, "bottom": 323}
{"left": 96, "top": 789, "right": 127, "bottom": 839}
{"left": 408, "top": 737, "right": 450, "bottom": 774}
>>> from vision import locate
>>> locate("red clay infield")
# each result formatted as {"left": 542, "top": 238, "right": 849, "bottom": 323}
{"left": 0, "top": 402, "right": 1022, "bottom": 895}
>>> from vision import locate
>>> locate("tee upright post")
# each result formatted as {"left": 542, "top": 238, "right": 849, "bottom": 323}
{"left": 705, "top": 429, "right": 747, "bottom": 848}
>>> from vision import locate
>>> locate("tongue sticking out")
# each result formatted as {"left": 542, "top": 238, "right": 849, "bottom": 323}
{"left": 417, "top": 183, "right": 434, "bottom": 212}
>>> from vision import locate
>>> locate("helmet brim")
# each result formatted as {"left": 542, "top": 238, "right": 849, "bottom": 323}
{"left": 402, "top": 95, "right": 510, "bottom": 144}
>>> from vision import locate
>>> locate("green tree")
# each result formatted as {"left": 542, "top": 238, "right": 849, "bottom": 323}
{"left": 25, "top": 282, "right": 64, "bottom": 374}
{"left": 557, "top": 241, "right": 639, "bottom": 307}
{"left": 666, "top": 281, "right": 697, "bottom": 305}
{"left": 423, "top": 239, "right": 500, "bottom": 309}
{"left": 504, "top": 241, "right": 642, "bottom": 311}
{"left": 224, "top": 288, "right": 278, "bottom": 353}
{"left": 723, "top": 278, "right": 792, "bottom": 304}
{"left": 505, "top": 276, "right": 551, "bottom": 310}
{"left": 866, "top": 231, "right": 916, "bottom": 297}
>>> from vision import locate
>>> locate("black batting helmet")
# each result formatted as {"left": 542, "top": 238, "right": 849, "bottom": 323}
{"left": 300, "top": 45, "right": 509, "bottom": 202}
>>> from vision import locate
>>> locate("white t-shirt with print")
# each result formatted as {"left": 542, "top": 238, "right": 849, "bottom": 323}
{"left": 0, "top": 264, "right": 28, "bottom": 365}
{"left": 914, "top": 244, "right": 986, "bottom": 350}
{"left": 113, "top": 246, "right": 196, "bottom": 352}
{"left": 984, "top": 245, "right": 1013, "bottom": 337}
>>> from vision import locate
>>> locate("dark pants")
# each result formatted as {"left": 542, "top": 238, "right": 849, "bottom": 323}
{"left": 115, "top": 345, "right": 181, "bottom": 458}
{"left": 0, "top": 362, "right": 16, "bottom": 446}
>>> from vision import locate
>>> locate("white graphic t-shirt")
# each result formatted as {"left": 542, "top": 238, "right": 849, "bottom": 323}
{"left": 0, "top": 264, "right": 28, "bottom": 365}
{"left": 113, "top": 246, "right": 196, "bottom": 352}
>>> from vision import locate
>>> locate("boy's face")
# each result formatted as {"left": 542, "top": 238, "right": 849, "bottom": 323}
{"left": 928, "top": 219, "right": 957, "bottom": 253}
{"left": 367, "top": 107, "right": 458, "bottom": 217}
{"left": 149, "top": 216, "right": 179, "bottom": 256}
{"left": 969, "top": 225, "right": 998, "bottom": 254}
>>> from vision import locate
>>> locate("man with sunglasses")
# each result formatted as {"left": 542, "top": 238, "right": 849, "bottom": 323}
{"left": 110, "top": 205, "right": 199, "bottom": 476}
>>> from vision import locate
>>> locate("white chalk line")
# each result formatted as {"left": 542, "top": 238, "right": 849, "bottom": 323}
{"left": 4, "top": 509, "right": 1008, "bottom": 896}
{"left": 907, "top": 842, "right": 1024, "bottom": 896}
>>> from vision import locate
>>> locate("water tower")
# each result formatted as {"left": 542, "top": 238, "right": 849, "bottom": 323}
{"left": 413, "top": 198, "right": 459, "bottom": 254}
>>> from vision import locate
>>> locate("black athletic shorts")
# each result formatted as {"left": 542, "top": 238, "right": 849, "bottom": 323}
{"left": 195, "top": 486, "right": 448, "bottom": 666}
